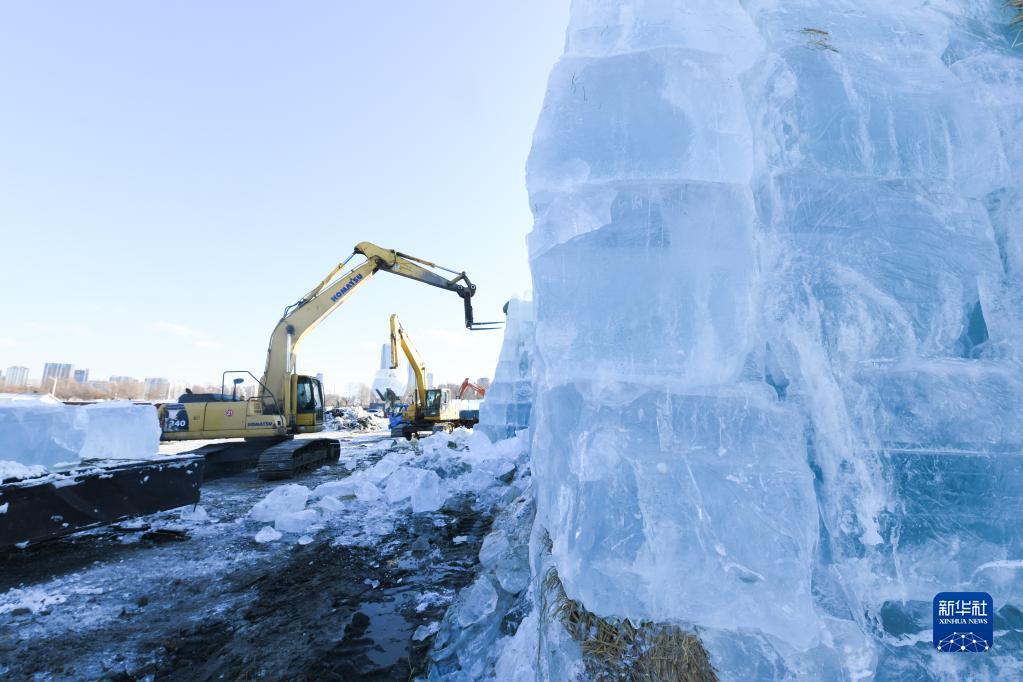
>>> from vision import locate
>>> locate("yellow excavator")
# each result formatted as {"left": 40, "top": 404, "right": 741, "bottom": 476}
{"left": 157, "top": 241, "right": 498, "bottom": 479}
{"left": 388, "top": 314, "right": 483, "bottom": 439}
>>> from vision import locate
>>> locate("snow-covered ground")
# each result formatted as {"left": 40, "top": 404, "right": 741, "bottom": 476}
{"left": 0, "top": 428, "right": 528, "bottom": 680}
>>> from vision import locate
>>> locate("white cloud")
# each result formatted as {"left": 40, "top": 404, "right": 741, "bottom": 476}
{"left": 151, "top": 321, "right": 222, "bottom": 351}
{"left": 151, "top": 321, "right": 202, "bottom": 338}
{"left": 25, "top": 322, "right": 92, "bottom": 336}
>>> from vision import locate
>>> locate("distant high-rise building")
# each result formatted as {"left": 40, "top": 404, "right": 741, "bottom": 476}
{"left": 109, "top": 376, "right": 142, "bottom": 399}
{"left": 73, "top": 368, "right": 89, "bottom": 383}
{"left": 41, "top": 363, "right": 73, "bottom": 385}
{"left": 4, "top": 366, "right": 29, "bottom": 387}
{"left": 143, "top": 377, "right": 171, "bottom": 401}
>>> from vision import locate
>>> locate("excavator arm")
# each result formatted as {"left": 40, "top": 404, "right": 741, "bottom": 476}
{"left": 458, "top": 378, "right": 487, "bottom": 399}
{"left": 389, "top": 314, "right": 429, "bottom": 408}
{"left": 262, "top": 241, "right": 500, "bottom": 426}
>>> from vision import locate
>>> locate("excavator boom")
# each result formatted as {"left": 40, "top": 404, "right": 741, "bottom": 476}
{"left": 263, "top": 241, "right": 500, "bottom": 428}
{"left": 390, "top": 314, "right": 429, "bottom": 408}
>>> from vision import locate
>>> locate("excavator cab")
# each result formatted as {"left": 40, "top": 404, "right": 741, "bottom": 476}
{"left": 293, "top": 375, "right": 325, "bottom": 433}
{"left": 423, "top": 388, "right": 450, "bottom": 419}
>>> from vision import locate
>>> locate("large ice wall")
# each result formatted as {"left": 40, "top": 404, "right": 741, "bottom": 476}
{"left": 527, "top": 1, "right": 1023, "bottom": 678}
{"left": 478, "top": 297, "right": 536, "bottom": 441}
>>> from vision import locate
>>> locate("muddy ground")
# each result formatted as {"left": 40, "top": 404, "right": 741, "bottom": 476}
{"left": 0, "top": 434, "right": 493, "bottom": 681}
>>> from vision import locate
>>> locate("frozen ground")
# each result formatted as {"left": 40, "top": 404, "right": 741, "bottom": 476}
{"left": 0, "top": 429, "right": 522, "bottom": 680}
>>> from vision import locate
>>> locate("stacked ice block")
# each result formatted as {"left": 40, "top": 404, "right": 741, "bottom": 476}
{"left": 526, "top": 1, "right": 1023, "bottom": 677}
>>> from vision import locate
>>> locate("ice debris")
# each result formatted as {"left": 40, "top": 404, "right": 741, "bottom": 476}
{"left": 249, "top": 484, "right": 311, "bottom": 523}
{"left": 177, "top": 505, "right": 210, "bottom": 523}
{"left": 0, "top": 587, "right": 68, "bottom": 615}
{"left": 254, "top": 526, "right": 282, "bottom": 544}
{"left": 428, "top": 468, "right": 537, "bottom": 679}
{"left": 247, "top": 429, "right": 530, "bottom": 548}
{"left": 273, "top": 509, "right": 319, "bottom": 534}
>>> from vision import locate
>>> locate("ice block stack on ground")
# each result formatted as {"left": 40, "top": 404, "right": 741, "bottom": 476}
{"left": 0, "top": 395, "right": 161, "bottom": 478}
{"left": 526, "top": 1, "right": 1023, "bottom": 678}
{"left": 478, "top": 296, "right": 535, "bottom": 441}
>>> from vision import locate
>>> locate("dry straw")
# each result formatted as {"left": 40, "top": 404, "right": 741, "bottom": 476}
{"left": 1011, "top": 0, "right": 1023, "bottom": 24}
{"left": 542, "top": 566, "right": 718, "bottom": 682}
{"left": 1010, "top": 0, "right": 1023, "bottom": 47}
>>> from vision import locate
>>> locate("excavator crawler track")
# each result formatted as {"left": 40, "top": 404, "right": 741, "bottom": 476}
{"left": 257, "top": 438, "right": 341, "bottom": 481}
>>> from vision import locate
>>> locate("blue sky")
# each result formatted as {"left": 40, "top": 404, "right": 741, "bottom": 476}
{"left": 0, "top": 1, "right": 568, "bottom": 393}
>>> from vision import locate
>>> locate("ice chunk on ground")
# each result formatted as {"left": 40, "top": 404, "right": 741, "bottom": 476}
{"left": 249, "top": 484, "right": 311, "bottom": 523}
{"left": 315, "top": 495, "right": 344, "bottom": 513}
{"left": 274, "top": 508, "right": 319, "bottom": 534}
{"left": 413, "top": 621, "right": 440, "bottom": 642}
{"left": 384, "top": 466, "right": 446, "bottom": 513}
{"left": 478, "top": 529, "right": 509, "bottom": 568}
{"left": 524, "top": 0, "right": 1023, "bottom": 678}
{"left": 354, "top": 481, "right": 380, "bottom": 502}
{"left": 178, "top": 505, "right": 209, "bottom": 523}
{"left": 455, "top": 577, "right": 498, "bottom": 628}
{"left": 254, "top": 526, "right": 282, "bottom": 543}
{"left": 411, "top": 470, "right": 446, "bottom": 513}
{"left": 0, "top": 394, "right": 86, "bottom": 469}
{"left": 79, "top": 401, "right": 160, "bottom": 460}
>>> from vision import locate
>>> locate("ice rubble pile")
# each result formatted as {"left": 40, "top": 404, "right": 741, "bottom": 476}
{"left": 477, "top": 297, "right": 536, "bottom": 442}
{"left": 323, "top": 405, "right": 381, "bottom": 432}
{"left": 0, "top": 395, "right": 160, "bottom": 477}
{"left": 247, "top": 429, "right": 529, "bottom": 544}
{"left": 428, "top": 482, "right": 535, "bottom": 679}
{"left": 527, "top": 1, "right": 1023, "bottom": 678}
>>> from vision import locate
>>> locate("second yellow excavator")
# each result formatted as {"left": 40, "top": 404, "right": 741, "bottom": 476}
{"left": 158, "top": 241, "right": 498, "bottom": 479}
{"left": 388, "top": 314, "right": 483, "bottom": 439}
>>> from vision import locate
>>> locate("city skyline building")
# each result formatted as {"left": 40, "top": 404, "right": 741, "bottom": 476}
{"left": 41, "top": 362, "right": 73, "bottom": 387}
{"left": 143, "top": 377, "right": 170, "bottom": 401}
{"left": 4, "top": 365, "right": 29, "bottom": 387}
